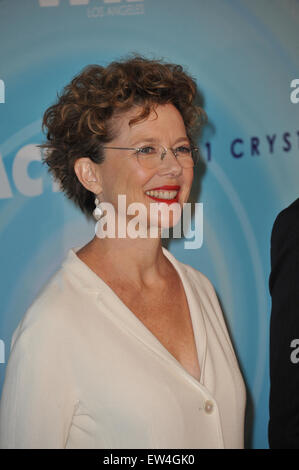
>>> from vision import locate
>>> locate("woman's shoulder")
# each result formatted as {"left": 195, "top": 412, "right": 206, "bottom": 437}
{"left": 11, "top": 249, "right": 95, "bottom": 351}
{"left": 177, "top": 260, "right": 222, "bottom": 313}
{"left": 162, "top": 248, "right": 229, "bottom": 328}
{"left": 162, "top": 247, "right": 216, "bottom": 294}
{"left": 182, "top": 261, "right": 215, "bottom": 292}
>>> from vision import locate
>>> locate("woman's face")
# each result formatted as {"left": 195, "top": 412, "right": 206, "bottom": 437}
{"left": 96, "top": 103, "right": 194, "bottom": 231}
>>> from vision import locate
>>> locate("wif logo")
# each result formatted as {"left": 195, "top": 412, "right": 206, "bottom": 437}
{"left": 38, "top": 0, "right": 145, "bottom": 16}
{"left": 39, "top": 0, "right": 142, "bottom": 6}
{"left": 39, "top": 0, "right": 145, "bottom": 17}
{"left": 0, "top": 79, "right": 4, "bottom": 104}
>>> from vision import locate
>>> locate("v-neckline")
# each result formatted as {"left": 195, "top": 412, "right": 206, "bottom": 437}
{"left": 67, "top": 246, "right": 207, "bottom": 388}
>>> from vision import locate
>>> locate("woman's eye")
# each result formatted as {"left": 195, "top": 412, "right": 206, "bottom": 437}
{"left": 138, "top": 146, "right": 156, "bottom": 155}
{"left": 176, "top": 146, "right": 191, "bottom": 154}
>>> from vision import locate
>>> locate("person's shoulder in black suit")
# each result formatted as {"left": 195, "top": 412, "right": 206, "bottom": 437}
{"left": 269, "top": 197, "right": 299, "bottom": 449}
{"left": 269, "top": 198, "right": 299, "bottom": 294}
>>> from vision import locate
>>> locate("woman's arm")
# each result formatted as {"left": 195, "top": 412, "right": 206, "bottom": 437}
{"left": 0, "top": 308, "right": 78, "bottom": 449}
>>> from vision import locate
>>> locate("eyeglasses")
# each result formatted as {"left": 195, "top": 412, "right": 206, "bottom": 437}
{"left": 102, "top": 144, "right": 199, "bottom": 169}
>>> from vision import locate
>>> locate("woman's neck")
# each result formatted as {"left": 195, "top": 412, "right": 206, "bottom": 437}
{"left": 76, "top": 235, "right": 172, "bottom": 289}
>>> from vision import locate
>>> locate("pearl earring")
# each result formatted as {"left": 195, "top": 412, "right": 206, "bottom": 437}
{"left": 93, "top": 196, "right": 103, "bottom": 221}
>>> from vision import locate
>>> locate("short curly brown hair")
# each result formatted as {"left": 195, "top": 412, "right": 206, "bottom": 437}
{"left": 41, "top": 55, "right": 205, "bottom": 218}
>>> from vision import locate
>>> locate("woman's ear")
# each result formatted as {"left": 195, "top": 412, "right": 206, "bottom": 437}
{"left": 74, "top": 157, "right": 103, "bottom": 195}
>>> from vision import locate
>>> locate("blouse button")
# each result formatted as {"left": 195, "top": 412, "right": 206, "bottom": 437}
{"left": 204, "top": 400, "right": 214, "bottom": 414}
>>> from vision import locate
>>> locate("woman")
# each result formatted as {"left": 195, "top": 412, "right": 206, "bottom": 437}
{"left": 0, "top": 56, "right": 245, "bottom": 448}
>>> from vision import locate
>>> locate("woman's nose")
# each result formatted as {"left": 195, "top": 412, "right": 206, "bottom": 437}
{"left": 158, "top": 148, "right": 183, "bottom": 175}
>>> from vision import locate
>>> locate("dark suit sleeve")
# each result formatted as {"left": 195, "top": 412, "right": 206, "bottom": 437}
{"left": 269, "top": 203, "right": 299, "bottom": 448}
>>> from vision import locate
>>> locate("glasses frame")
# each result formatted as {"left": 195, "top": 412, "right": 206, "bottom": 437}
{"left": 102, "top": 144, "right": 200, "bottom": 168}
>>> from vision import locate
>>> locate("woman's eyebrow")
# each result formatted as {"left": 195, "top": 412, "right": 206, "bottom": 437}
{"left": 130, "top": 136, "right": 190, "bottom": 146}
{"left": 173, "top": 137, "right": 190, "bottom": 145}
{"left": 131, "top": 137, "right": 157, "bottom": 145}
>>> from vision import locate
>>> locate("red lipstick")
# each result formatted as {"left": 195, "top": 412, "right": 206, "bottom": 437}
{"left": 147, "top": 185, "right": 180, "bottom": 190}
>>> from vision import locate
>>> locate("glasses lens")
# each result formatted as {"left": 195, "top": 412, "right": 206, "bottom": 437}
{"left": 136, "top": 145, "right": 199, "bottom": 168}
{"left": 137, "top": 145, "right": 161, "bottom": 169}
{"left": 175, "top": 146, "right": 200, "bottom": 168}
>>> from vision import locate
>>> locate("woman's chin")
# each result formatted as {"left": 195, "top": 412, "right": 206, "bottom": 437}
{"left": 147, "top": 202, "right": 182, "bottom": 234}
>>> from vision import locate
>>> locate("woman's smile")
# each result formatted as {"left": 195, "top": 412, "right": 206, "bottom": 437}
{"left": 144, "top": 185, "right": 180, "bottom": 205}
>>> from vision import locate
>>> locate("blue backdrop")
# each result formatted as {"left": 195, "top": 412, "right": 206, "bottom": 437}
{"left": 1, "top": 0, "right": 299, "bottom": 449}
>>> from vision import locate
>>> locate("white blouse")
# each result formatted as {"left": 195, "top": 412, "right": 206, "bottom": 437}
{"left": 0, "top": 247, "right": 246, "bottom": 449}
